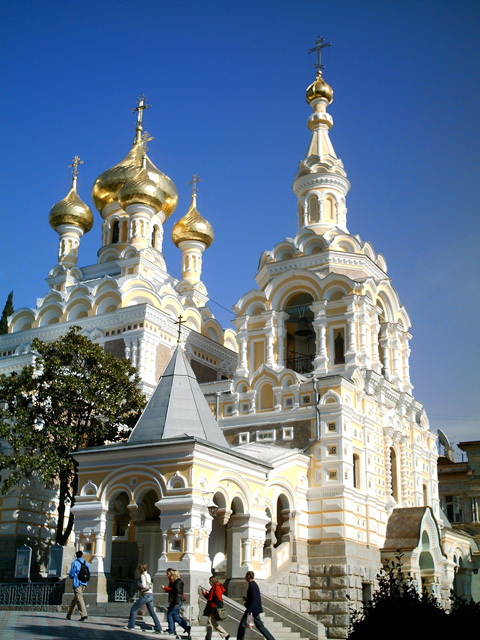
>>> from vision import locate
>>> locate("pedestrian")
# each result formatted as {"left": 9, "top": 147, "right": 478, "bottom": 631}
{"left": 236, "top": 571, "right": 276, "bottom": 640}
{"left": 166, "top": 569, "right": 191, "bottom": 638}
{"left": 126, "top": 563, "right": 162, "bottom": 634}
{"left": 66, "top": 550, "right": 90, "bottom": 622}
{"left": 202, "top": 575, "right": 230, "bottom": 640}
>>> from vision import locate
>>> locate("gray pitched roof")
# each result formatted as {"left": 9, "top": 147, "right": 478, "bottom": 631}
{"left": 128, "top": 345, "right": 229, "bottom": 447}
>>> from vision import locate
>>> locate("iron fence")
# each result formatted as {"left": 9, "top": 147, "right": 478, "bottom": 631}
{"left": 111, "top": 578, "right": 138, "bottom": 602}
{"left": 0, "top": 581, "right": 65, "bottom": 605}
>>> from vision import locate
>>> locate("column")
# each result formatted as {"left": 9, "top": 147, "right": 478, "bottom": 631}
{"left": 370, "top": 307, "right": 382, "bottom": 374}
{"left": 379, "top": 324, "right": 392, "bottom": 382}
{"left": 390, "top": 325, "right": 402, "bottom": 389}
{"left": 234, "top": 316, "right": 249, "bottom": 377}
{"left": 275, "top": 312, "right": 288, "bottom": 370}
{"left": 401, "top": 332, "right": 413, "bottom": 393}
{"left": 358, "top": 297, "right": 371, "bottom": 369}
{"left": 261, "top": 311, "right": 275, "bottom": 369}
{"left": 345, "top": 298, "right": 359, "bottom": 371}
{"left": 312, "top": 300, "right": 329, "bottom": 375}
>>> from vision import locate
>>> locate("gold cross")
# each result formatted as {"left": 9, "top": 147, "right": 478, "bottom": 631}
{"left": 141, "top": 131, "right": 154, "bottom": 153}
{"left": 174, "top": 315, "right": 185, "bottom": 344}
{"left": 308, "top": 36, "right": 332, "bottom": 72}
{"left": 187, "top": 173, "right": 203, "bottom": 196}
{"left": 131, "top": 94, "right": 151, "bottom": 124}
{"left": 68, "top": 155, "right": 84, "bottom": 177}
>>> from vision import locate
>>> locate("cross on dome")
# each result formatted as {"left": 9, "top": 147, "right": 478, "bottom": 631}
{"left": 141, "top": 131, "right": 154, "bottom": 153}
{"left": 68, "top": 155, "right": 84, "bottom": 177}
{"left": 131, "top": 94, "right": 151, "bottom": 124}
{"left": 308, "top": 36, "right": 332, "bottom": 72}
{"left": 187, "top": 173, "right": 203, "bottom": 196}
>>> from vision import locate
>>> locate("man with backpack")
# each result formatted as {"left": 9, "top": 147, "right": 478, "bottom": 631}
{"left": 66, "top": 550, "right": 90, "bottom": 621}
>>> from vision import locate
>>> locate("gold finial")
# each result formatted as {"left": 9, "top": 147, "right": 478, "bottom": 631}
{"left": 174, "top": 314, "right": 185, "bottom": 344}
{"left": 131, "top": 94, "right": 151, "bottom": 124}
{"left": 141, "top": 131, "right": 154, "bottom": 153}
{"left": 68, "top": 155, "right": 84, "bottom": 189}
{"left": 308, "top": 36, "right": 332, "bottom": 73}
{"left": 187, "top": 173, "right": 203, "bottom": 196}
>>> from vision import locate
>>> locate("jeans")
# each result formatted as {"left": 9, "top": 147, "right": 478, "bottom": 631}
{"left": 237, "top": 611, "right": 275, "bottom": 640}
{"left": 167, "top": 602, "right": 189, "bottom": 634}
{"left": 128, "top": 592, "right": 162, "bottom": 631}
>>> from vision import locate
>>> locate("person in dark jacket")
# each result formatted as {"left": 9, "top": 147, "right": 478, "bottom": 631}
{"left": 66, "top": 550, "right": 90, "bottom": 622}
{"left": 236, "top": 571, "right": 275, "bottom": 640}
{"left": 202, "top": 575, "right": 230, "bottom": 640}
{"left": 167, "top": 569, "right": 191, "bottom": 638}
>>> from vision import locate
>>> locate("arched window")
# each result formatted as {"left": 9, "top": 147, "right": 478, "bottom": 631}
{"left": 151, "top": 226, "right": 157, "bottom": 248}
{"left": 285, "top": 293, "right": 315, "bottom": 374}
{"left": 390, "top": 447, "right": 399, "bottom": 502}
{"left": 334, "top": 330, "right": 345, "bottom": 364}
{"left": 309, "top": 196, "right": 319, "bottom": 223}
{"left": 353, "top": 453, "right": 360, "bottom": 489}
{"left": 112, "top": 220, "right": 120, "bottom": 244}
{"left": 325, "top": 196, "right": 334, "bottom": 222}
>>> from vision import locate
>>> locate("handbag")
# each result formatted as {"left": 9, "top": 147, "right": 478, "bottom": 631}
{"left": 216, "top": 607, "right": 228, "bottom": 620}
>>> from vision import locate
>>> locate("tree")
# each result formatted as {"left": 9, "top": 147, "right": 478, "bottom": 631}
{"left": 347, "top": 551, "right": 480, "bottom": 638}
{"left": 0, "top": 326, "right": 146, "bottom": 545}
{"left": 0, "top": 290, "right": 14, "bottom": 334}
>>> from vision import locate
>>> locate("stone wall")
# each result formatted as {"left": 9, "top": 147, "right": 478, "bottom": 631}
{"left": 308, "top": 541, "right": 380, "bottom": 639}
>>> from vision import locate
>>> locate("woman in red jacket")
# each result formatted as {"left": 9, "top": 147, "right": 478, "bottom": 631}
{"left": 202, "top": 576, "right": 230, "bottom": 640}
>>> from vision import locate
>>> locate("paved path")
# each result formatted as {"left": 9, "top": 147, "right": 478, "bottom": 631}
{"left": 0, "top": 611, "right": 169, "bottom": 639}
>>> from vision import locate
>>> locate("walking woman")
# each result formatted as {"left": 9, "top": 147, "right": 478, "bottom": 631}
{"left": 167, "top": 569, "right": 191, "bottom": 637}
{"left": 202, "top": 575, "right": 230, "bottom": 640}
{"left": 127, "top": 563, "right": 162, "bottom": 633}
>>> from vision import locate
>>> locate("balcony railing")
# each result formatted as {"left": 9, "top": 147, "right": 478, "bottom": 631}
{"left": 0, "top": 581, "right": 65, "bottom": 605}
{"left": 286, "top": 354, "right": 314, "bottom": 374}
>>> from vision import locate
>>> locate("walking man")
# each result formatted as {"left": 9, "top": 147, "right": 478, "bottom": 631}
{"left": 236, "top": 571, "right": 275, "bottom": 640}
{"left": 66, "top": 550, "right": 90, "bottom": 622}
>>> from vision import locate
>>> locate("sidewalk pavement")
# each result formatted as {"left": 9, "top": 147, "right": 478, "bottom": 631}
{"left": 0, "top": 610, "right": 167, "bottom": 639}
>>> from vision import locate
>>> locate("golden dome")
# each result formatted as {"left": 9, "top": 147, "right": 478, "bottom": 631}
{"left": 49, "top": 180, "right": 93, "bottom": 233}
{"left": 306, "top": 70, "right": 333, "bottom": 104}
{"left": 171, "top": 194, "right": 214, "bottom": 249}
{"left": 91, "top": 141, "right": 144, "bottom": 215}
{"left": 144, "top": 156, "right": 178, "bottom": 218}
{"left": 118, "top": 157, "right": 165, "bottom": 212}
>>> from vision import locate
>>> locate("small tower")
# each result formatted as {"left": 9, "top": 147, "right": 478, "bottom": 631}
{"left": 49, "top": 156, "right": 93, "bottom": 267}
{"left": 92, "top": 94, "right": 178, "bottom": 262}
{"left": 293, "top": 37, "right": 350, "bottom": 234}
{"left": 172, "top": 175, "right": 214, "bottom": 298}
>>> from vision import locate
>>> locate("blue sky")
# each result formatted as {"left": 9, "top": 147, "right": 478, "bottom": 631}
{"left": 1, "top": 0, "right": 479, "bottom": 446}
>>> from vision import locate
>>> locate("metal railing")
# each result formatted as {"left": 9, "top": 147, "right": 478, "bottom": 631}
{"left": 110, "top": 578, "right": 138, "bottom": 602}
{"left": 286, "top": 354, "right": 314, "bottom": 374}
{"left": 0, "top": 581, "right": 65, "bottom": 605}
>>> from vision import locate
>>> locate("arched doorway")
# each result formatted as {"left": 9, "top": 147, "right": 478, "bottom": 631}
{"left": 208, "top": 491, "right": 229, "bottom": 578}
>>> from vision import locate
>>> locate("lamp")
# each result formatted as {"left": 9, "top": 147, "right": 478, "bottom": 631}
{"left": 208, "top": 499, "right": 219, "bottom": 518}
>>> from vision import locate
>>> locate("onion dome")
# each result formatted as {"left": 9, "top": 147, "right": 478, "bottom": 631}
{"left": 49, "top": 159, "right": 93, "bottom": 233}
{"left": 306, "top": 70, "right": 333, "bottom": 105}
{"left": 144, "top": 156, "right": 178, "bottom": 218}
{"left": 92, "top": 140, "right": 144, "bottom": 214}
{"left": 118, "top": 156, "right": 165, "bottom": 212}
{"left": 172, "top": 193, "right": 214, "bottom": 248}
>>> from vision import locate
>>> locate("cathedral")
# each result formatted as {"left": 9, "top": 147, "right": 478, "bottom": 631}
{"left": 0, "top": 45, "right": 476, "bottom": 638}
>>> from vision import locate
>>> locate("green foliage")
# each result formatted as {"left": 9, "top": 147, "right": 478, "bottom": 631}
{"left": 348, "top": 552, "right": 480, "bottom": 638}
{"left": 0, "top": 291, "right": 14, "bottom": 334}
{"left": 0, "top": 326, "right": 146, "bottom": 544}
